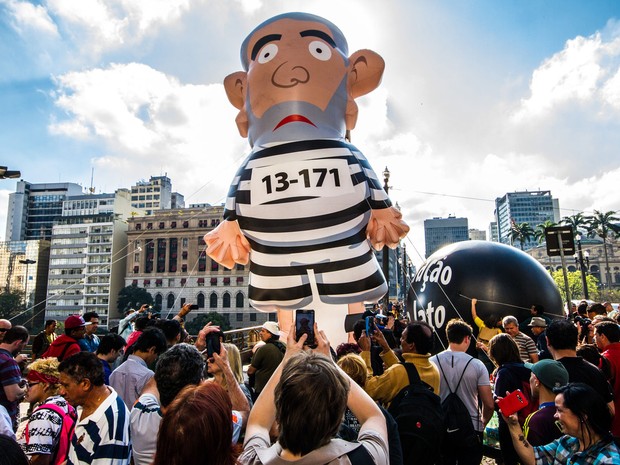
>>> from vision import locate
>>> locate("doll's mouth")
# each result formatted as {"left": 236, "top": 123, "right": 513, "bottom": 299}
{"left": 273, "top": 114, "right": 316, "bottom": 131}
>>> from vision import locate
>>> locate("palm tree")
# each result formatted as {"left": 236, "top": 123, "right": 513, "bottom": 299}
{"left": 585, "top": 210, "right": 620, "bottom": 292}
{"left": 561, "top": 212, "right": 589, "bottom": 235}
{"left": 534, "top": 220, "right": 558, "bottom": 244}
{"left": 510, "top": 221, "right": 535, "bottom": 250}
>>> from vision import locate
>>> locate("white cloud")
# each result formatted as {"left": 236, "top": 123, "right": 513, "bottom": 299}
{"left": 48, "top": 62, "right": 246, "bottom": 205}
{"left": 4, "top": 0, "right": 59, "bottom": 37}
{"left": 514, "top": 23, "right": 620, "bottom": 121}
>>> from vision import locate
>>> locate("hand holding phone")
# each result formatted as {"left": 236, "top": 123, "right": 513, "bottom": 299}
{"left": 498, "top": 389, "right": 529, "bottom": 417}
{"left": 295, "top": 309, "right": 315, "bottom": 347}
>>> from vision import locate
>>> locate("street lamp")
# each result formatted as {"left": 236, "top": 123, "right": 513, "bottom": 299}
{"left": 19, "top": 259, "right": 36, "bottom": 307}
{"left": 382, "top": 167, "right": 390, "bottom": 312}
{"left": 574, "top": 234, "right": 589, "bottom": 300}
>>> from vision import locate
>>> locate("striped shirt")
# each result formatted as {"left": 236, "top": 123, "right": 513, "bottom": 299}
{"left": 513, "top": 332, "right": 537, "bottom": 363}
{"left": 67, "top": 387, "right": 130, "bottom": 465}
{"left": 224, "top": 139, "right": 391, "bottom": 311}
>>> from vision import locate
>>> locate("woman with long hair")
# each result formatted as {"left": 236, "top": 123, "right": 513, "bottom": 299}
{"left": 488, "top": 333, "right": 534, "bottom": 465}
{"left": 503, "top": 382, "right": 620, "bottom": 464}
{"left": 153, "top": 382, "right": 241, "bottom": 465}
{"left": 207, "top": 342, "right": 253, "bottom": 410}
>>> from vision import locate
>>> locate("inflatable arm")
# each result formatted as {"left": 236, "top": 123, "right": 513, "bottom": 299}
{"left": 367, "top": 207, "right": 410, "bottom": 251}
{"left": 204, "top": 220, "right": 251, "bottom": 269}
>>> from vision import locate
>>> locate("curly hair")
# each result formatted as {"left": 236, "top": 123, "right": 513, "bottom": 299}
{"left": 26, "top": 357, "right": 61, "bottom": 395}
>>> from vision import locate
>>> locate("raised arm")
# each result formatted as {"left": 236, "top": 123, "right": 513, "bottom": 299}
{"left": 366, "top": 207, "right": 409, "bottom": 250}
{"left": 502, "top": 411, "right": 535, "bottom": 465}
{"left": 212, "top": 344, "right": 250, "bottom": 430}
{"left": 471, "top": 298, "right": 478, "bottom": 320}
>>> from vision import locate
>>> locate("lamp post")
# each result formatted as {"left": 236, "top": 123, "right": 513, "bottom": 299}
{"left": 382, "top": 166, "right": 390, "bottom": 313}
{"left": 18, "top": 259, "right": 36, "bottom": 308}
{"left": 574, "top": 234, "right": 589, "bottom": 300}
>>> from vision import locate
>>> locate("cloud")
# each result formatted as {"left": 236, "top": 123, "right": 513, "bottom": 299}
{"left": 4, "top": 0, "right": 59, "bottom": 37}
{"left": 48, "top": 62, "right": 245, "bottom": 204}
{"left": 513, "top": 20, "right": 620, "bottom": 121}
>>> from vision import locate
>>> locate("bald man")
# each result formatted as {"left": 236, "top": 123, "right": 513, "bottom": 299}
{"left": 205, "top": 12, "right": 408, "bottom": 312}
{"left": 0, "top": 320, "right": 11, "bottom": 343}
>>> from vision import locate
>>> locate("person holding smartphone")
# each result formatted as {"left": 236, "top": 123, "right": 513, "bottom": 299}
{"left": 239, "top": 323, "right": 388, "bottom": 465}
{"left": 247, "top": 322, "right": 286, "bottom": 398}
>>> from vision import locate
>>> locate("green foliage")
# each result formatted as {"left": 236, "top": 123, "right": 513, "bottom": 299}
{"left": 116, "top": 285, "right": 154, "bottom": 313}
{"left": 534, "top": 220, "right": 557, "bottom": 244}
{"left": 551, "top": 270, "right": 599, "bottom": 302}
{"left": 561, "top": 213, "right": 589, "bottom": 234}
{"left": 0, "top": 289, "right": 25, "bottom": 320}
{"left": 184, "top": 312, "right": 231, "bottom": 335}
{"left": 510, "top": 222, "right": 535, "bottom": 250}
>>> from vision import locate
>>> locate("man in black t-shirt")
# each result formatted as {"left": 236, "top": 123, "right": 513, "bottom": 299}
{"left": 546, "top": 319, "right": 615, "bottom": 413}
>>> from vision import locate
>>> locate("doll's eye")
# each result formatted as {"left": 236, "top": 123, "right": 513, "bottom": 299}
{"left": 308, "top": 41, "right": 332, "bottom": 61}
{"left": 257, "top": 43, "right": 278, "bottom": 63}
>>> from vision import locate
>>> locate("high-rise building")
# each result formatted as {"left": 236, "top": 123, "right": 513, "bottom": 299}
{"left": 130, "top": 175, "right": 180, "bottom": 214}
{"left": 0, "top": 240, "right": 50, "bottom": 327}
{"left": 5, "top": 181, "right": 83, "bottom": 241}
{"left": 488, "top": 222, "right": 499, "bottom": 242}
{"left": 494, "top": 190, "right": 560, "bottom": 250}
{"left": 424, "top": 216, "right": 469, "bottom": 258}
{"left": 124, "top": 206, "right": 255, "bottom": 330}
{"left": 45, "top": 189, "right": 138, "bottom": 326}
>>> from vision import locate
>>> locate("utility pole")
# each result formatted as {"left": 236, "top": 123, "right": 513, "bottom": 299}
{"left": 382, "top": 167, "right": 390, "bottom": 313}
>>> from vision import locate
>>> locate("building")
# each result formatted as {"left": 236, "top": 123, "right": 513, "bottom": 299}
{"left": 130, "top": 175, "right": 184, "bottom": 214}
{"left": 45, "top": 189, "right": 138, "bottom": 326}
{"left": 488, "top": 222, "right": 499, "bottom": 242}
{"left": 468, "top": 228, "right": 487, "bottom": 241}
{"left": 5, "top": 181, "right": 83, "bottom": 241}
{"left": 494, "top": 190, "right": 560, "bottom": 250}
{"left": 424, "top": 216, "right": 469, "bottom": 258}
{"left": 124, "top": 206, "right": 258, "bottom": 330}
{"left": 0, "top": 240, "right": 50, "bottom": 327}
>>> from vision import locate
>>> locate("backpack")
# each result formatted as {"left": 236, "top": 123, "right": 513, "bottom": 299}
{"left": 24, "top": 402, "right": 77, "bottom": 465}
{"left": 435, "top": 355, "right": 479, "bottom": 449}
{"left": 387, "top": 363, "right": 444, "bottom": 465}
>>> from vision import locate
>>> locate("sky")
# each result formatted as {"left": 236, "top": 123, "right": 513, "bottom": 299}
{"left": 1, "top": 0, "right": 620, "bottom": 268}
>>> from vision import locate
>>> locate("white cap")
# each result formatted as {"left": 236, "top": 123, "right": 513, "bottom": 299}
{"left": 262, "top": 321, "right": 280, "bottom": 336}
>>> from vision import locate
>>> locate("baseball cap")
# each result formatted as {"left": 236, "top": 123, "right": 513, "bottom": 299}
{"left": 262, "top": 321, "right": 280, "bottom": 336}
{"left": 528, "top": 317, "right": 547, "bottom": 328}
{"left": 64, "top": 315, "right": 91, "bottom": 330}
{"left": 525, "top": 359, "right": 568, "bottom": 390}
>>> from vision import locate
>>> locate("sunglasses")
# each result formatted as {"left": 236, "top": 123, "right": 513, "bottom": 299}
{"left": 27, "top": 381, "right": 40, "bottom": 387}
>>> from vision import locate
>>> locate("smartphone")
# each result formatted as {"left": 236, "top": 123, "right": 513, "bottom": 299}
{"left": 365, "top": 316, "right": 376, "bottom": 336}
{"left": 498, "top": 389, "right": 529, "bottom": 417}
{"left": 295, "top": 309, "right": 315, "bottom": 346}
{"left": 205, "top": 332, "right": 222, "bottom": 358}
{"left": 189, "top": 304, "right": 199, "bottom": 310}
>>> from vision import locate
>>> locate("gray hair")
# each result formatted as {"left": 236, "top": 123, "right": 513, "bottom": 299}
{"left": 502, "top": 316, "right": 518, "bottom": 326}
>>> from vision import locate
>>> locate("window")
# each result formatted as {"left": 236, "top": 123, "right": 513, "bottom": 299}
{"left": 167, "top": 293, "right": 175, "bottom": 309}
{"left": 236, "top": 263, "right": 245, "bottom": 271}
{"left": 155, "top": 279, "right": 163, "bottom": 287}
{"left": 197, "top": 292, "right": 205, "bottom": 308}
{"left": 183, "top": 221, "right": 189, "bottom": 228}
{"left": 132, "top": 279, "right": 138, "bottom": 286}
{"left": 211, "top": 260, "right": 219, "bottom": 272}
{"left": 250, "top": 313, "right": 257, "bottom": 322}
{"left": 144, "top": 279, "right": 151, "bottom": 287}
{"left": 133, "top": 265, "right": 139, "bottom": 273}
{"left": 155, "top": 294, "right": 163, "bottom": 308}
{"left": 159, "top": 222, "right": 165, "bottom": 229}
{"left": 235, "top": 292, "right": 244, "bottom": 308}
{"left": 223, "top": 277, "right": 230, "bottom": 285}
{"left": 181, "top": 278, "right": 187, "bottom": 285}
{"left": 236, "top": 312, "right": 243, "bottom": 322}
{"left": 268, "top": 313, "right": 277, "bottom": 322}
{"left": 210, "top": 293, "right": 218, "bottom": 308}
{"left": 182, "top": 238, "right": 188, "bottom": 247}
{"left": 182, "top": 251, "right": 188, "bottom": 259}
{"left": 210, "top": 278, "right": 217, "bottom": 286}
{"left": 171, "top": 221, "right": 177, "bottom": 229}
{"left": 223, "top": 293, "right": 231, "bottom": 308}
{"left": 197, "top": 278, "right": 205, "bottom": 286}
{"left": 135, "top": 223, "right": 142, "bottom": 230}
{"left": 198, "top": 252, "right": 206, "bottom": 272}
{"left": 236, "top": 277, "right": 244, "bottom": 284}
{"left": 147, "top": 223, "right": 153, "bottom": 230}
{"left": 182, "top": 264, "right": 188, "bottom": 272}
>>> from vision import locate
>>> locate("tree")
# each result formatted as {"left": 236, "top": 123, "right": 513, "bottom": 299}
{"left": 551, "top": 270, "right": 599, "bottom": 302}
{"left": 0, "top": 289, "right": 25, "bottom": 320}
{"left": 116, "top": 285, "right": 154, "bottom": 313}
{"left": 510, "top": 222, "right": 535, "bottom": 250}
{"left": 184, "top": 312, "right": 231, "bottom": 335}
{"left": 561, "top": 212, "right": 589, "bottom": 234}
{"left": 534, "top": 220, "right": 557, "bottom": 244}
{"left": 585, "top": 210, "right": 620, "bottom": 294}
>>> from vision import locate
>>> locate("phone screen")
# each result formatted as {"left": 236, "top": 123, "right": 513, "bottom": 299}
{"left": 295, "top": 309, "right": 315, "bottom": 346}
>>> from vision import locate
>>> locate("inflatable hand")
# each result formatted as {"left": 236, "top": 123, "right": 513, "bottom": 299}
{"left": 367, "top": 207, "right": 410, "bottom": 251}
{"left": 204, "top": 220, "right": 251, "bottom": 269}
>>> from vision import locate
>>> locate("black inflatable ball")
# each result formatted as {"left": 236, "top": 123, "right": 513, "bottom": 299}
{"left": 407, "top": 240, "right": 563, "bottom": 348}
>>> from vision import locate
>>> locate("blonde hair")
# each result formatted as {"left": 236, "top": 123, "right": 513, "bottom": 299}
{"left": 27, "top": 357, "right": 61, "bottom": 395}
{"left": 224, "top": 343, "right": 243, "bottom": 384}
{"left": 337, "top": 353, "right": 368, "bottom": 388}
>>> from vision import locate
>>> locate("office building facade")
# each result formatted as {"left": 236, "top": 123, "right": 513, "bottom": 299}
{"left": 124, "top": 206, "right": 257, "bottom": 330}
{"left": 45, "top": 190, "right": 137, "bottom": 326}
{"left": 424, "top": 216, "right": 469, "bottom": 258}
{"left": 130, "top": 175, "right": 184, "bottom": 214}
{"left": 494, "top": 190, "right": 560, "bottom": 250}
{"left": 5, "top": 181, "right": 83, "bottom": 241}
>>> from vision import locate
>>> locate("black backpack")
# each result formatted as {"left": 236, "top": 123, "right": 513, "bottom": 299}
{"left": 435, "top": 355, "right": 479, "bottom": 449}
{"left": 387, "top": 363, "right": 444, "bottom": 465}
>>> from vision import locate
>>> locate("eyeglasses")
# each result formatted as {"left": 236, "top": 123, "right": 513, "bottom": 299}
{"left": 27, "top": 381, "right": 40, "bottom": 387}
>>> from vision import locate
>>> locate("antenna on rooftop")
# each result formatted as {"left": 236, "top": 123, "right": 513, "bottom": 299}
{"left": 89, "top": 167, "right": 95, "bottom": 194}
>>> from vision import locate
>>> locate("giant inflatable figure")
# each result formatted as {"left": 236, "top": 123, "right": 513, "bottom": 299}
{"left": 409, "top": 241, "right": 563, "bottom": 350}
{"left": 205, "top": 12, "right": 409, "bottom": 320}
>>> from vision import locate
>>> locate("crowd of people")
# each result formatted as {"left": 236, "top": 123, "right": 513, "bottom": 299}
{"left": 0, "top": 298, "right": 619, "bottom": 465}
